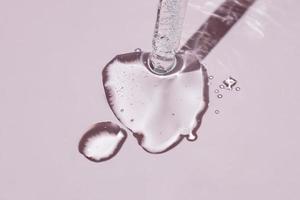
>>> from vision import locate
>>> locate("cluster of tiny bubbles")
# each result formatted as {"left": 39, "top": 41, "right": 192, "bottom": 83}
{"left": 213, "top": 77, "right": 241, "bottom": 115}
{"left": 218, "top": 77, "right": 240, "bottom": 91}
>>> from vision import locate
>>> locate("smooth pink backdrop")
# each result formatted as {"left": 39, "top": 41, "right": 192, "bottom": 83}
{"left": 0, "top": 0, "right": 299, "bottom": 199}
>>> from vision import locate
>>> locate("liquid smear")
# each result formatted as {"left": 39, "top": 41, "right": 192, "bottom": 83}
{"left": 103, "top": 51, "right": 209, "bottom": 154}
{"left": 78, "top": 122, "right": 127, "bottom": 162}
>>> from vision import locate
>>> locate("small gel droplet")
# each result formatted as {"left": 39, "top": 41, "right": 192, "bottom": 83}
{"left": 78, "top": 122, "right": 127, "bottom": 163}
{"left": 215, "top": 110, "right": 220, "bottom": 114}
{"left": 215, "top": 89, "right": 219, "bottom": 93}
{"left": 223, "top": 77, "right": 237, "bottom": 90}
{"left": 209, "top": 76, "right": 214, "bottom": 80}
{"left": 235, "top": 87, "right": 241, "bottom": 91}
{"left": 217, "top": 94, "right": 223, "bottom": 99}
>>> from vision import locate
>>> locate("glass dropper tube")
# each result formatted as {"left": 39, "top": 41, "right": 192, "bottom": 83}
{"left": 149, "top": 0, "right": 189, "bottom": 75}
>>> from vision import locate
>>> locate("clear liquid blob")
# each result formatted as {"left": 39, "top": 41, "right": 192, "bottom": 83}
{"left": 102, "top": 51, "right": 209, "bottom": 154}
{"left": 78, "top": 122, "right": 127, "bottom": 162}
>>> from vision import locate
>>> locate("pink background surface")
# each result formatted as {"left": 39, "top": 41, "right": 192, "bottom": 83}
{"left": 1, "top": 0, "right": 300, "bottom": 199}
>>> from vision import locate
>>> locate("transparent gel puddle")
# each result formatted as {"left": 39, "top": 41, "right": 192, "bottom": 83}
{"left": 77, "top": 0, "right": 254, "bottom": 162}
{"left": 102, "top": 51, "right": 209, "bottom": 154}
{"left": 78, "top": 122, "right": 127, "bottom": 162}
